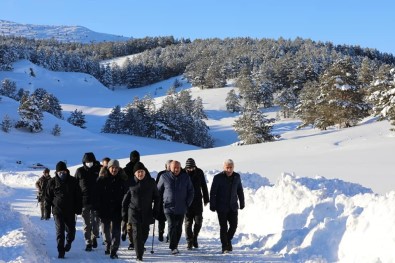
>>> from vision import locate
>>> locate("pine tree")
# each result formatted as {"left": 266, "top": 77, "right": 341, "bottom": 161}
{"left": 41, "top": 93, "right": 63, "bottom": 119}
{"left": 226, "top": 89, "right": 241, "bottom": 113}
{"left": 51, "top": 124, "right": 61, "bottom": 136}
{"left": 233, "top": 103, "right": 277, "bottom": 145}
{"left": 1, "top": 114, "right": 12, "bottom": 133}
{"left": 368, "top": 67, "right": 395, "bottom": 130}
{"left": 102, "top": 105, "right": 124, "bottom": 134}
{"left": 295, "top": 81, "right": 321, "bottom": 128}
{"left": 67, "top": 109, "right": 86, "bottom": 129}
{"left": 1, "top": 79, "right": 17, "bottom": 99}
{"left": 314, "top": 58, "right": 370, "bottom": 129}
{"left": 16, "top": 94, "right": 43, "bottom": 133}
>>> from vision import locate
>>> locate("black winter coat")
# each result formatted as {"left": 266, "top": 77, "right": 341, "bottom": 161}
{"left": 94, "top": 168, "right": 127, "bottom": 220}
{"left": 45, "top": 174, "right": 82, "bottom": 217}
{"left": 186, "top": 168, "right": 210, "bottom": 214}
{"left": 155, "top": 170, "right": 167, "bottom": 221}
{"left": 210, "top": 171, "right": 245, "bottom": 213}
{"left": 75, "top": 160, "right": 101, "bottom": 207}
{"left": 122, "top": 175, "right": 160, "bottom": 225}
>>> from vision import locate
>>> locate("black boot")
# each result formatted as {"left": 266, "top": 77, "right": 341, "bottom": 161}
{"left": 110, "top": 251, "right": 118, "bottom": 259}
{"left": 64, "top": 241, "right": 72, "bottom": 252}
{"left": 92, "top": 237, "right": 98, "bottom": 248}
{"left": 58, "top": 251, "right": 65, "bottom": 258}
{"left": 158, "top": 232, "right": 164, "bottom": 242}
{"left": 85, "top": 244, "right": 92, "bottom": 251}
{"left": 193, "top": 235, "right": 198, "bottom": 248}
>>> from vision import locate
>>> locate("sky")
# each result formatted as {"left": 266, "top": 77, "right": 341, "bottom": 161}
{"left": 1, "top": 0, "right": 395, "bottom": 55}
{"left": 1, "top": 59, "right": 395, "bottom": 262}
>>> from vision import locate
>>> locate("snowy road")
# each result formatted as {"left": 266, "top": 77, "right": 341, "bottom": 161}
{"left": 6, "top": 187, "right": 288, "bottom": 262}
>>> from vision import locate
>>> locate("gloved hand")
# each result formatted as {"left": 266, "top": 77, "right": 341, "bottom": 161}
{"left": 210, "top": 206, "right": 216, "bottom": 212}
{"left": 240, "top": 204, "right": 245, "bottom": 210}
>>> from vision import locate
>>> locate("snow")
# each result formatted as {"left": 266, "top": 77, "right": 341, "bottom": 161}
{"left": 1, "top": 60, "right": 395, "bottom": 262}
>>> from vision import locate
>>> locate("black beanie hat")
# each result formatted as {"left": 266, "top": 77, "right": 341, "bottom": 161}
{"left": 185, "top": 158, "right": 196, "bottom": 169}
{"left": 44, "top": 168, "right": 50, "bottom": 173}
{"left": 130, "top": 150, "right": 140, "bottom": 161}
{"left": 56, "top": 161, "right": 67, "bottom": 172}
{"left": 133, "top": 162, "right": 146, "bottom": 174}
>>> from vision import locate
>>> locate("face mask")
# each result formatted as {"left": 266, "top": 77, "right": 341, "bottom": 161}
{"left": 86, "top": 162, "right": 93, "bottom": 168}
{"left": 57, "top": 171, "right": 67, "bottom": 180}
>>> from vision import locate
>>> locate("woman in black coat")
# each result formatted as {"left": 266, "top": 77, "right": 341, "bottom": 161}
{"left": 122, "top": 162, "right": 160, "bottom": 262}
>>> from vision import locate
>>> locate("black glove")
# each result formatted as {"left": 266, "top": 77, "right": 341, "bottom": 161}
{"left": 240, "top": 204, "right": 245, "bottom": 210}
{"left": 210, "top": 206, "right": 216, "bottom": 212}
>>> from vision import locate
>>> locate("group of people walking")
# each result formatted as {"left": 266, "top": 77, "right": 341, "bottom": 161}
{"left": 35, "top": 151, "right": 245, "bottom": 261}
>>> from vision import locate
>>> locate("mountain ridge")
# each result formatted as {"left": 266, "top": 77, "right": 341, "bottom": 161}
{"left": 0, "top": 19, "right": 131, "bottom": 43}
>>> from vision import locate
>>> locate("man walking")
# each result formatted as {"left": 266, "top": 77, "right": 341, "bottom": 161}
{"left": 35, "top": 168, "right": 51, "bottom": 220}
{"left": 122, "top": 162, "right": 160, "bottom": 262}
{"left": 45, "top": 161, "right": 82, "bottom": 258}
{"left": 157, "top": 160, "right": 194, "bottom": 255}
{"left": 155, "top": 159, "right": 172, "bottom": 242}
{"left": 184, "top": 158, "right": 209, "bottom": 249}
{"left": 75, "top": 152, "right": 101, "bottom": 251}
{"left": 210, "top": 159, "right": 245, "bottom": 254}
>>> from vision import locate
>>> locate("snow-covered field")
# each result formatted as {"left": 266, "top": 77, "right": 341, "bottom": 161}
{"left": 1, "top": 60, "right": 395, "bottom": 262}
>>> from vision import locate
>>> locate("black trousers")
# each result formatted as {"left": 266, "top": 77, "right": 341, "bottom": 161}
{"left": 217, "top": 210, "right": 238, "bottom": 250}
{"left": 54, "top": 214, "right": 76, "bottom": 253}
{"left": 131, "top": 223, "right": 150, "bottom": 259}
{"left": 101, "top": 218, "right": 122, "bottom": 253}
{"left": 165, "top": 213, "right": 184, "bottom": 250}
{"left": 184, "top": 212, "right": 203, "bottom": 242}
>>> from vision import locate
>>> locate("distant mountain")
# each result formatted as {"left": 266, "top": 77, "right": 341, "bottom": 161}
{"left": 0, "top": 19, "right": 131, "bottom": 43}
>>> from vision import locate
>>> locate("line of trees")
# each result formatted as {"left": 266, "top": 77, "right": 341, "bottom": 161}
{"left": 102, "top": 89, "right": 214, "bottom": 148}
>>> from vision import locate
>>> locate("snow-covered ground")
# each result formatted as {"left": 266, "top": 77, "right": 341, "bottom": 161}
{"left": 1, "top": 60, "right": 395, "bottom": 262}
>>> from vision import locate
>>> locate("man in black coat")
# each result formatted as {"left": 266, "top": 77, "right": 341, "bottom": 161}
{"left": 123, "top": 150, "right": 151, "bottom": 250}
{"left": 74, "top": 152, "right": 101, "bottom": 251}
{"left": 184, "top": 158, "right": 209, "bottom": 249}
{"left": 155, "top": 159, "right": 172, "bottom": 242}
{"left": 95, "top": 159, "right": 127, "bottom": 259}
{"left": 45, "top": 161, "right": 82, "bottom": 259}
{"left": 122, "top": 162, "right": 160, "bottom": 262}
{"left": 210, "top": 159, "right": 245, "bottom": 254}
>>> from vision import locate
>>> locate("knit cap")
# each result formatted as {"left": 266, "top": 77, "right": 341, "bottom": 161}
{"left": 133, "top": 162, "right": 146, "bottom": 174}
{"left": 56, "top": 161, "right": 67, "bottom": 172}
{"left": 185, "top": 158, "right": 196, "bottom": 169}
{"left": 108, "top": 159, "right": 120, "bottom": 168}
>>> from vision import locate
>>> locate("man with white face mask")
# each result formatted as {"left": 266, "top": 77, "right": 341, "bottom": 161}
{"left": 74, "top": 152, "right": 101, "bottom": 251}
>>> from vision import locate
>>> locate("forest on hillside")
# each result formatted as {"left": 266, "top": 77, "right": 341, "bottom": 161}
{"left": 1, "top": 35, "right": 395, "bottom": 146}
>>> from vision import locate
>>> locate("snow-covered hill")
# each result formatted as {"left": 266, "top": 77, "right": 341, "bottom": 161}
{"left": 1, "top": 60, "right": 395, "bottom": 262}
{"left": 0, "top": 20, "right": 130, "bottom": 43}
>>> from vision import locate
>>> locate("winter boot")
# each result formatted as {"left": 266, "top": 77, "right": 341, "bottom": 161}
{"left": 187, "top": 241, "right": 193, "bottom": 250}
{"left": 58, "top": 251, "right": 65, "bottom": 258}
{"left": 158, "top": 232, "right": 164, "bottom": 242}
{"left": 193, "top": 235, "right": 198, "bottom": 248}
{"left": 128, "top": 242, "right": 134, "bottom": 250}
{"left": 110, "top": 251, "right": 118, "bottom": 259}
{"left": 64, "top": 241, "right": 72, "bottom": 252}
{"left": 85, "top": 244, "right": 92, "bottom": 251}
{"left": 92, "top": 237, "right": 98, "bottom": 248}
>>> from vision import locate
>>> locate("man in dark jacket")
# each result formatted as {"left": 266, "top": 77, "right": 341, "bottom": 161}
{"left": 35, "top": 168, "right": 51, "bottom": 220}
{"left": 122, "top": 162, "right": 160, "bottom": 262}
{"left": 74, "top": 152, "right": 101, "bottom": 251}
{"left": 184, "top": 158, "right": 209, "bottom": 249}
{"left": 45, "top": 161, "right": 82, "bottom": 259}
{"left": 122, "top": 150, "right": 152, "bottom": 250}
{"left": 210, "top": 159, "right": 245, "bottom": 254}
{"left": 155, "top": 159, "right": 172, "bottom": 242}
{"left": 157, "top": 160, "right": 194, "bottom": 255}
{"left": 95, "top": 159, "right": 127, "bottom": 259}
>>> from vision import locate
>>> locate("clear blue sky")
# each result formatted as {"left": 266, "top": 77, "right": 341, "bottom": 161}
{"left": 1, "top": 0, "right": 394, "bottom": 55}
